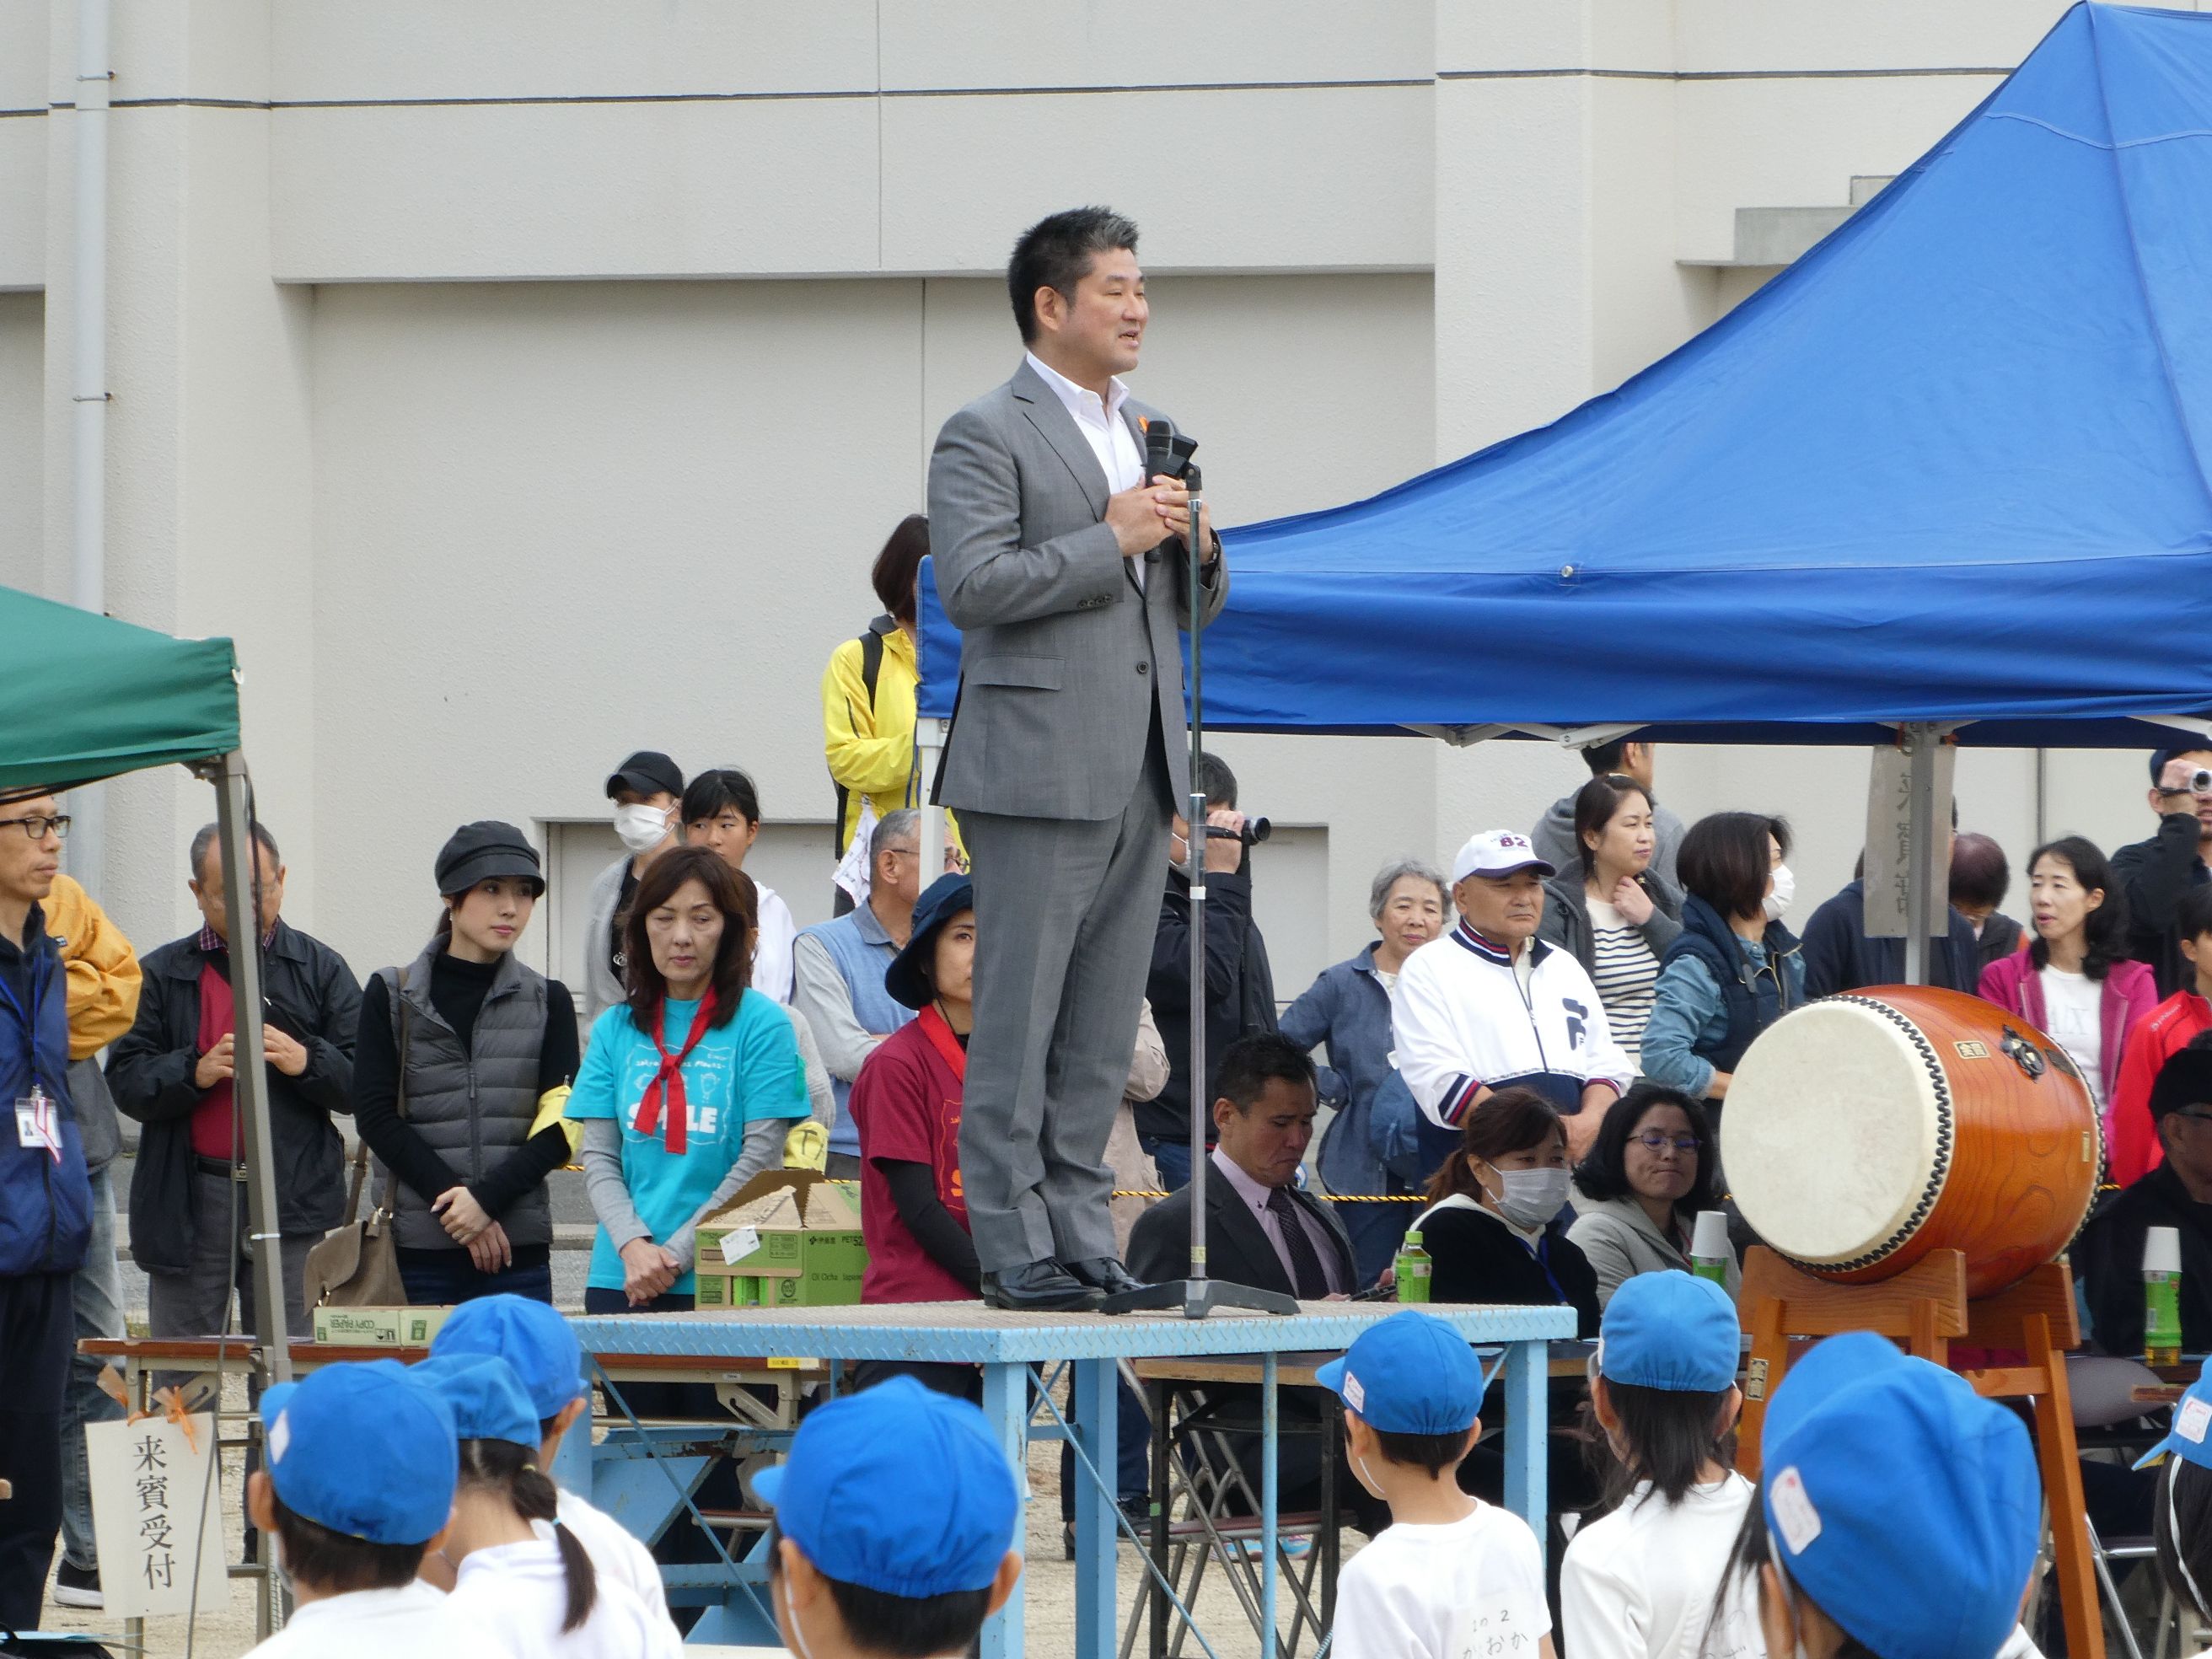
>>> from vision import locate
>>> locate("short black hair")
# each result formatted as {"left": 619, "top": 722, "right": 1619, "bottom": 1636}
{"left": 2025, "top": 835, "right": 2127, "bottom": 980}
{"left": 766, "top": 1522, "right": 996, "bottom": 1659}
{"left": 682, "top": 766, "right": 763, "bottom": 829}
{"left": 1581, "top": 739, "right": 1632, "bottom": 776}
{"left": 1574, "top": 1085, "right": 1717, "bottom": 1216}
{"left": 1216, "top": 1032, "right": 1317, "bottom": 1113}
{"left": 1948, "top": 832, "right": 2011, "bottom": 911}
{"left": 1678, "top": 812, "right": 1791, "bottom": 924}
{"left": 872, "top": 514, "right": 929, "bottom": 625}
{"left": 1371, "top": 1425, "right": 1473, "bottom": 1478}
{"left": 1007, "top": 207, "right": 1139, "bottom": 344}
{"left": 1195, "top": 750, "right": 1238, "bottom": 811}
{"left": 266, "top": 1490, "right": 424, "bottom": 1594}
{"left": 1585, "top": 1379, "right": 1736, "bottom": 1509}
{"left": 190, "top": 820, "right": 282, "bottom": 884}
{"left": 2182, "top": 884, "right": 2212, "bottom": 944}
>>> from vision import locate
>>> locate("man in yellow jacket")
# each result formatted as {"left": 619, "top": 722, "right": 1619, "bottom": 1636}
{"left": 42, "top": 873, "right": 140, "bottom": 1611}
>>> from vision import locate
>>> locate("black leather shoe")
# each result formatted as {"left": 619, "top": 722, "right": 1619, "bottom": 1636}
{"left": 980, "top": 1259, "right": 1105, "bottom": 1313}
{"left": 1064, "top": 1257, "right": 1150, "bottom": 1297}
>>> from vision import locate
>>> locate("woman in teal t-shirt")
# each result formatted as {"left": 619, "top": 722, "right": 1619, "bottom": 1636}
{"left": 569, "top": 845, "right": 809, "bottom": 1313}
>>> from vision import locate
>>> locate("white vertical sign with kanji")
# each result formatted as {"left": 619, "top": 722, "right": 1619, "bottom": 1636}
{"left": 84, "top": 1413, "right": 229, "bottom": 1618}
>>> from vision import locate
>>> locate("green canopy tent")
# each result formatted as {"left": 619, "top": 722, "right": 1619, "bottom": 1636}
{"left": 2, "top": 584, "right": 293, "bottom": 1386}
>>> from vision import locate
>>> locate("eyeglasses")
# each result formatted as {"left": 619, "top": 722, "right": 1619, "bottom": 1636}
{"left": 0, "top": 813, "right": 69, "bottom": 842}
{"left": 1634, "top": 1131, "right": 1699, "bottom": 1154}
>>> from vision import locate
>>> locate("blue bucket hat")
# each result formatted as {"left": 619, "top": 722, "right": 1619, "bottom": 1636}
{"left": 259, "top": 1360, "right": 458, "bottom": 1546}
{"left": 1598, "top": 1272, "right": 1740, "bottom": 1393}
{"left": 412, "top": 1352, "right": 541, "bottom": 1451}
{"left": 754, "top": 1377, "right": 1017, "bottom": 1597}
{"left": 1316, "top": 1311, "right": 1482, "bottom": 1435}
{"left": 1762, "top": 1335, "right": 2039, "bottom": 1659}
{"left": 432, "top": 1294, "right": 588, "bottom": 1422}
{"left": 884, "top": 874, "right": 975, "bottom": 1012}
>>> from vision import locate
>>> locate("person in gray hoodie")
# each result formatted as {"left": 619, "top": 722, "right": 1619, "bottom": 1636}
{"left": 1531, "top": 738, "right": 1686, "bottom": 889}
{"left": 1538, "top": 774, "right": 1683, "bottom": 1071}
{"left": 1568, "top": 1083, "right": 1739, "bottom": 1307}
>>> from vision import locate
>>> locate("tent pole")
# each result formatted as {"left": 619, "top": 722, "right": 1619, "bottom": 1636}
{"left": 918, "top": 718, "right": 949, "bottom": 880}
{"left": 212, "top": 750, "right": 293, "bottom": 1387}
{"left": 1902, "top": 723, "right": 1944, "bottom": 988}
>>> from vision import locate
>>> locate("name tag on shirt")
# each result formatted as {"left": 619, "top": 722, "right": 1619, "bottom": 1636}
{"left": 15, "top": 1087, "right": 62, "bottom": 1162}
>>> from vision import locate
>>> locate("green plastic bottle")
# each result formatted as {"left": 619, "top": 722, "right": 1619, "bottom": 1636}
{"left": 1395, "top": 1229, "right": 1432, "bottom": 1304}
{"left": 2147, "top": 1225, "right": 2183, "bottom": 1367}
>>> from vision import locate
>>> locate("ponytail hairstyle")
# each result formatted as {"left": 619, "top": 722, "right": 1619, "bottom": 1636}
{"left": 457, "top": 1438, "right": 598, "bottom": 1632}
{"left": 1425, "top": 1087, "right": 1564, "bottom": 1205}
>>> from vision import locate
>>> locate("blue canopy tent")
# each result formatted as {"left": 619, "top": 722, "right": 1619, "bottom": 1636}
{"left": 920, "top": 2, "right": 2212, "bottom": 755}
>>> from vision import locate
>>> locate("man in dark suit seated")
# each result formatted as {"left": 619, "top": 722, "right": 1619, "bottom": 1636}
{"left": 2080, "top": 1034, "right": 2212, "bottom": 1355}
{"left": 1128, "top": 1034, "right": 1387, "bottom": 1534}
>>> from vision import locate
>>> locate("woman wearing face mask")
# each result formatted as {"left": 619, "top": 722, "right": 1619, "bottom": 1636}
{"left": 1640, "top": 813, "right": 1802, "bottom": 1119}
{"left": 1412, "top": 1087, "right": 1600, "bottom": 1333}
{"left": 1978, "top": 835, "right": 2154, "bottom": 1147}
{"left": 682, "top": 767, "right": 800, "bottom": 1004}
{"left": 1538, "top": 776, "right": 1683, "bottom": 1069}
{"left": 352, "top": 823, "right": 577, "bottom": 1306}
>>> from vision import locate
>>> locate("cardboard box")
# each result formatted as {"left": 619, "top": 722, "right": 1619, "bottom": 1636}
{"left": 695, "top": 1171, "right": 867, "bottom": 1310}
{"left": 312, "top": 1304, "right": 452, "bottom": 1347}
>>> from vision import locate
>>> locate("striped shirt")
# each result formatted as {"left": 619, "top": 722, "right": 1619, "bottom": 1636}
{"left": 1586, "top": 895, "right": 1660, "bottom": 1066}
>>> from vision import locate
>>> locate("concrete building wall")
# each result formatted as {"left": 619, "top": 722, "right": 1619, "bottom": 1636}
{"left": 0, "top": 0, "right": 2177, "bottom": 998}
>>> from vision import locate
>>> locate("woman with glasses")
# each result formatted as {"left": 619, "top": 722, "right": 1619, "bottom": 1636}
{"left": 1569, "top": 1084, "right": 1737, "bottom": 1307}
{"left": 1538, "top": 775, "right": 1683, "bottom": 1069}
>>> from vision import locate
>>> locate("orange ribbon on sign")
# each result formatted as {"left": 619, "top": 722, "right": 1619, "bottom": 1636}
{"left": 126, "top": 1383, "right": 202, "bottom": 1455}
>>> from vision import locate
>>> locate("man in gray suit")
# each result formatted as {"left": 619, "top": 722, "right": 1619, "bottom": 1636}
{"left": 928, "top": 207, "right": 1227, "bottom": 1310}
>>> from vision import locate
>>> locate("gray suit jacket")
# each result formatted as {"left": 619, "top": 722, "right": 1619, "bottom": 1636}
{"left": 927, "top": 358, "right": 1228, "bottom": 821}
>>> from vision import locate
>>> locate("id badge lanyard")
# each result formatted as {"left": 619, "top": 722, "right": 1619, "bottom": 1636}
{"left": 0, "top": 970, "right": 61, "bottom": 1163}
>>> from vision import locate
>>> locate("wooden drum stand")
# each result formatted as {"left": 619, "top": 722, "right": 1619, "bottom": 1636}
{"left": 1733, "top": 1246, "right": 2102, "bottom": 1659}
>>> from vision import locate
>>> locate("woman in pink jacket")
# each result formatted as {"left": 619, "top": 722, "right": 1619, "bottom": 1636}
{"left": 1978, "top": 835, "right": 2156, "bottom": 1158}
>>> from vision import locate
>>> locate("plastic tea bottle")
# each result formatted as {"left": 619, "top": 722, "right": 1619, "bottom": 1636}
{"left": 2146, "top": 1225, "right": 2184, "bottom": 1367}
{"left": 1690, "top": 1211, "right": 1733, "bottom": 1290}
{"left": 1396, "top": 1229, "right": 1432, "bottom": 1303}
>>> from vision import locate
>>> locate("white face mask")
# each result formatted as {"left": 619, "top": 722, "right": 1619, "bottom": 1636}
{"left": 777, "top": 1571, "right": 819, "bottom": 1659}
{"left": 613, "top": 803, "right": 671, "bottom": 855}
{"left": 1764, "top": 863, "right": 1796, "bottom": 921}
{"left": 1487, "top": 1165, "right": 1571, "bottom": 1232}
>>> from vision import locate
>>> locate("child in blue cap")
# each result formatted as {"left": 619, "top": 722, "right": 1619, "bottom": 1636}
{"left": 243, "top": 1361, "right": 515, "bottom": 1658}
{"left": 754, "top": 1375, "right": 1021, "bottom": 1659}
{"left": 430, "top": 1293, "right": 673, "bottom": 1631}
{"left": 1561, "top": 1272, "right": 1748, "bottom": 1659}
{"left": 415, "top": 1350, "right": 680, "bottom": 1658}
{"left": 1702, "top": 1331, "right": 2040, "bottom": 1659}
{"left": 2136, "top": 1370, "right": 2212, "bottom": 1624}
{"left": 1317, "top": 1311, "right": 1553, "bottom": 1659}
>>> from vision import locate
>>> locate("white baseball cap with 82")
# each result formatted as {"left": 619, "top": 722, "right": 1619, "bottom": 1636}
{"left": 1452, "top": 829, "right": 1557, "bottom": 884}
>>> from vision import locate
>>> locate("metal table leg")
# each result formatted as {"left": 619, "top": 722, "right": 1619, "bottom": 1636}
{"left": 1150, "top": 1377, "right": 1170, "bottom": 1659}
{"left": 980, "top": 1361, "right": 1028, "bottom": 1659}
{"left": 1502, "top": 1337, "right": 1549, "bottom": 1575}
{"left": 1073, "top": 1359, "right": 1119, "bottom": 1659}
{"left": 1262, "top": 1352, "right": 1279, "bottom": 1659}
{"left": 1322, "top": 1393, "right": 1339, "bottom": 1635}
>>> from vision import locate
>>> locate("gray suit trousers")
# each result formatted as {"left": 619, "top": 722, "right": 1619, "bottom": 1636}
{"left": 958, "top": 747, "right": 1172, "bottom": 1271}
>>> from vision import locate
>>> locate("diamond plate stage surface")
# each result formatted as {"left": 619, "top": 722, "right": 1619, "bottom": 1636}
{"left": 566, "top": 1297, "right": 1578, "bottom": 1362}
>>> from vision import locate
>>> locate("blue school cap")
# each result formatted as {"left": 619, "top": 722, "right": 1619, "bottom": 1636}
{"left": 1315, "top": 1311, "right": 1483, "bottom": 1435}
{"left": 1597, "top": 1272, "right": 1739, "bottom": 1393}
{"left": 1762, "top": 1335, "right": 2039, "bottom": 1659}
{"left": 432, "top": 1294, "right": 588, "bottom": 1421}
{"left": 412, "top": 1352, "right": 542, "bottom": 1450}
{"left": 754, "top": 1377, "right": 1018, "bottom": 1597}
{"left": 2136, "top": 1372, "right": 2212, "bottom": 1471}
{"left": 259, "top": 1360, "right": 458, "bottom": 1546}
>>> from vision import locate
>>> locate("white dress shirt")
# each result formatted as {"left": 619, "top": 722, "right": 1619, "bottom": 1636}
{"left": 1026, "top": 350, "right": 1147, "bottom": 588}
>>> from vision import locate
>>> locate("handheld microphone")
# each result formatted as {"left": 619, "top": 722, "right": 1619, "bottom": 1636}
{"left": 1140, "top": 416, "right": 1199, "bottom": 483}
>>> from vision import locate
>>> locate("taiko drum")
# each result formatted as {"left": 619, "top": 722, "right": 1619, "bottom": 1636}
{"left": 1720, "top": 985, "right": 2102, "bottom": 1299}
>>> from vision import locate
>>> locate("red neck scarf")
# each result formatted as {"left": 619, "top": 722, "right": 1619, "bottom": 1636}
{"left": 917, "top": 1004, "right": 968, "bottom": 1082}
{"left": 635, "top": 990, "right": 717, "bottom": 1154}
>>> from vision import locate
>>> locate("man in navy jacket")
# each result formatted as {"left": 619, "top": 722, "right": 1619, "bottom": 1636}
{"left": 0, "top": 791, "right": 94, "bottom": 1635}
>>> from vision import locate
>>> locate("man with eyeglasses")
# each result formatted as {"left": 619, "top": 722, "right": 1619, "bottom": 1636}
{"left": 106, "top": 821, "right": 361, "bottom": 1383}
{"left": 0, "top": 792, "right": 96, "bottom": 1635}
{"left": 2079, "top": 1035, "right": 2212, "bottom": 1356}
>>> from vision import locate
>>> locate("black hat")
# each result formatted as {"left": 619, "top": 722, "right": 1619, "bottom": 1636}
{"left": 2150, "top": 1040, "right": 2212, "bottom": 1121}
{"left": 605, "top": 750, "right": 684, "bottom": 801}
{"left": 884, "top": 873, "right": 975, "bottom": 1011}
{"left": 436, "top": 821, "right": 545, "bottom": 897}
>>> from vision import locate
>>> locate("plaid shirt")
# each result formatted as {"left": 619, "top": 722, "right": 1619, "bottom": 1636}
{"left": 196, "top": 921, "right": 277, "bottom": 956}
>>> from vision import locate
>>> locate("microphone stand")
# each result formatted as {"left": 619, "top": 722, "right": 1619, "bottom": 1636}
{"left": 1103, "top": 465, "right": 1297, "bottom": 1320}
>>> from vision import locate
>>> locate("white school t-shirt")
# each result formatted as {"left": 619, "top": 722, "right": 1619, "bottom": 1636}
{"left": 243, "top": 1581, "right": 519, "bottom": 1659}
{"left": 2039, "top": 966, "right": 2106, "bottom": 1109}
{"left": 1561, "top": 1474, "right": 1761, "bottom": 1659}
{"left": 449, "top": 1537, "right": 685, "bottom": 1659}
{"left": 1333, "top": 1501, "right": 1549, "bottom": 1659}
{"left": 559, "top": 1486, "right": 677, "bottom": 1634}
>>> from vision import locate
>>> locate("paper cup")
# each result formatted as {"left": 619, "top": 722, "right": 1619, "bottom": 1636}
{"left": 2146, "top": 1225, "right": 2183, "bottom": 1276}
{"left": 1691, "top": 1210, "right": 1732, "bottom": 1262}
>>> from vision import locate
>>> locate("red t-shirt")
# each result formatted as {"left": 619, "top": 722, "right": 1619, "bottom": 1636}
{"left": 851, "top": 1008, "right": 972, "bottom": 1304}
{"left": 191, "top": 961, "right": 237, "bottom": 1161}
